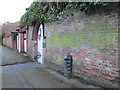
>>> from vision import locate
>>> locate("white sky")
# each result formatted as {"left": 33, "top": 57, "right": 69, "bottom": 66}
{"left": 0, "top": 0, "right": 34, "bottom": 24}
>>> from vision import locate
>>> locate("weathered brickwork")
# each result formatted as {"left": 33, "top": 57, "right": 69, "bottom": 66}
{"left": 45, "top": 11, "right": 119, "bottom": 86}
{"left": 3, "top": 36, "right": 13, "bottom": 48}
{"left": 27, "top": 26, "right": 38, "bottom": 59}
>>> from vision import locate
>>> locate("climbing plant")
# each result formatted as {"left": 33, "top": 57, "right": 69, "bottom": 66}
{"left": 20, "top": 2, "right": 108, "bottom": 26}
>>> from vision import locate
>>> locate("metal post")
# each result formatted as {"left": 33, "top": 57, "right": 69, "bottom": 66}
{"left": 64, "top": 53, "right": 73, "bottom": 79}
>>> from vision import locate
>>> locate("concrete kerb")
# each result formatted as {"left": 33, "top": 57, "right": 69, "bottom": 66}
{"left": 44, "top": 65, "right": 119, "bottom": 89}
{"left": 43, "top": 62, "right": 119, "bottom": 89}
{"left": 43, "top": 65, "right": 103, "bottom": 89}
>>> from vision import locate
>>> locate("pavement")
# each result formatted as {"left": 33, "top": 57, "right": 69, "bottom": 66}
{"left": 1, "top": 46, "right": 32, "bottom": 66}
{"left": 2, "top": 62, "right": 78, "bottom": 88}
{"left": 1, "top": 46, "right": 104, "bottom": 89}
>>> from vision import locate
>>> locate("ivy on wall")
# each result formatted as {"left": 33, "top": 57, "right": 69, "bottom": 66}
{"left": 20, "top": 2, "right": 108, "bottom": 26}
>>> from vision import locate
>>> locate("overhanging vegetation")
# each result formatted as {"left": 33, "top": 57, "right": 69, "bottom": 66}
{"left": 20, "top": 2, "right": 109, "bottom": 26}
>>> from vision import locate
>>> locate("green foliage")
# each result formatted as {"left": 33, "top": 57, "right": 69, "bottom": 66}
{"left": 20, "top": 2, "right": 108, "bottom": 26}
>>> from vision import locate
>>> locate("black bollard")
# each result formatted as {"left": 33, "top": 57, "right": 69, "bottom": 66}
{"left": 64, "top": 53, "right": 73, "bottom": 79}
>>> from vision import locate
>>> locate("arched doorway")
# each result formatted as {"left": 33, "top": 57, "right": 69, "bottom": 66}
{"left": 37, "top": 24, "right": 44, "bottom": 64}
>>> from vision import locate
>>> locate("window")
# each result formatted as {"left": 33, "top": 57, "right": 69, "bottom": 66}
{"left": 23, "top": 32, "right": 26, "bottom": 40}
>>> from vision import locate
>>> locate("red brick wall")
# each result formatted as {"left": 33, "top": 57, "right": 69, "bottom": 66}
{"left": 12, "top": 38, "right": 17, "bottom": 49}
{"left": 3, "top": 36, "right": 13, "bottom": 48}
{"left": 27, "top": 26, "right": 38, "bottom": 60}
{"left": 44, "top": 11, "right": 119, "bottom": 87}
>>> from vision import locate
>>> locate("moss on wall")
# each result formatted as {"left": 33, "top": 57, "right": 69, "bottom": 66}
{"left": 47, "top": 25, "right": 118, "bottom": 51}
{"left": 45, "top": 11, "right": 118, "bottom": 87}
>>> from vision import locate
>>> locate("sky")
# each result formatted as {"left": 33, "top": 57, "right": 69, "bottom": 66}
{"left": 0, "top": 0, "right": 34, "bottom": 24}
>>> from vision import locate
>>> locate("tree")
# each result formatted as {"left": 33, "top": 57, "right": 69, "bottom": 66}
{"left": 1, "top": 21, "right": 19, "bottom": 35}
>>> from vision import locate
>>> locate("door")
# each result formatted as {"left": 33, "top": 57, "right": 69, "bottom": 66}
{"left": 17, "top": 34, "right": 19, "bottom": 50}
{"left": 37, "top": 24, "right": 44, "bottom": 64}
{"left": 23, "top": 32, "right": 27, "bottom": 53}
{"left": 18, "top": 33, "right": 21, "bottom": 52}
